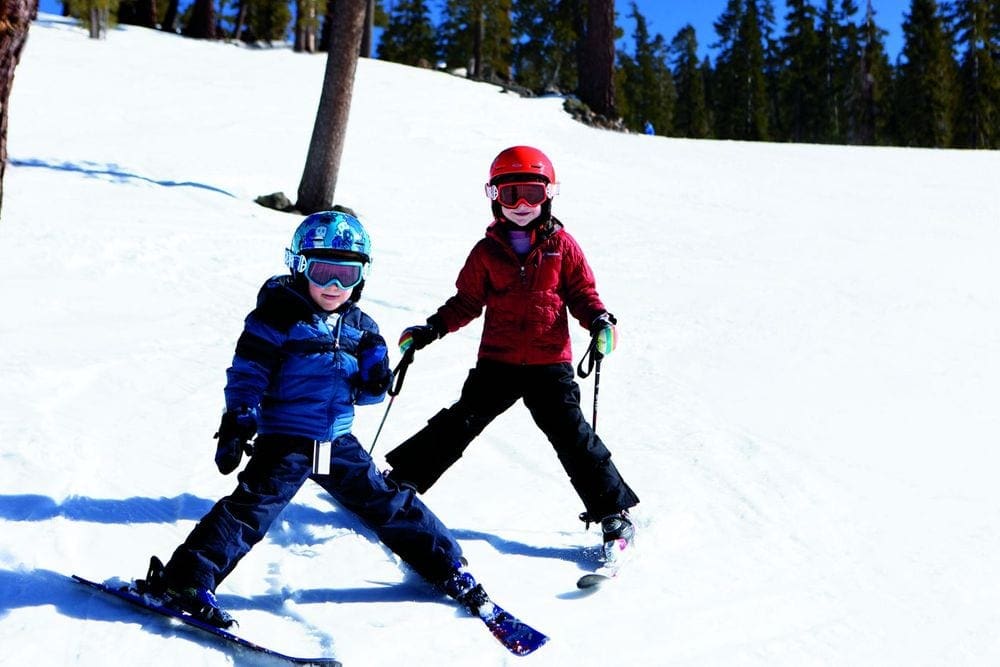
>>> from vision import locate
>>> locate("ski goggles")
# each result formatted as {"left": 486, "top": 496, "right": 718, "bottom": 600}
{"left": 485, "top": 181, "right": 558, "bottom": 208}
{"left": 287, "top": 252, "right": 366, "bottom": 289}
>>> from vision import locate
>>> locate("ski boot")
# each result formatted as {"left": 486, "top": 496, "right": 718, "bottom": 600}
{"left": 600, "top": 510, "right": 635, "bottom": 566}
{"left": 138, "top": 555, "right": 237, "bottom": 629}
{"left": 440, "top": 561, "right": 489, "bottom": 614}
{"left": 134, "top": 555, "right": 168, "bottom": 597}
{"left": 164, "top": 585, "right": 238, "bottom": 629}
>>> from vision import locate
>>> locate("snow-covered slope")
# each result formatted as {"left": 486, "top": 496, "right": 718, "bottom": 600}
{"left": 2, "top": 15, "right": 999, "bottom": 667}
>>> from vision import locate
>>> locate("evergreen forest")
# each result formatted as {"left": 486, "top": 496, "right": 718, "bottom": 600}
{"left": 65, "top": 0, "right": 1000, "bottom": 149}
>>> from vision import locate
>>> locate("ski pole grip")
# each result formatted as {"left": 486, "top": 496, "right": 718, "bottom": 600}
{"left": 388, "top": 347, "right": 415, "bottom": 397}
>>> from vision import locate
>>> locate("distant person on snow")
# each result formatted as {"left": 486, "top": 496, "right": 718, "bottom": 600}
{"left": 137, "top": 209, "right": 492, "bottom": 628}
{"left": 643, "top": 120, "right": 655, "bottom": 135}
{"left": 385, "top": 145, "right": 640, "bottom": 558}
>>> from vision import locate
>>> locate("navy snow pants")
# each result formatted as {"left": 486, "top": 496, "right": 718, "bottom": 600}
{"left": 164, "top": 432, "right": 463, "bottom": 592}
{"left": 385, "top": 360, "right": 639, "bottom": 522}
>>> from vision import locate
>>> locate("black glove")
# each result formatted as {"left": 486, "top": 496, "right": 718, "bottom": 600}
{"left": 357, "top": 331, "right": 391, "bottom": 394}
{"left": 398, "top": 316, "right": 444, "bottom": 354}
{"left": 214, "top": 407, "right": 257, "bottom": 475}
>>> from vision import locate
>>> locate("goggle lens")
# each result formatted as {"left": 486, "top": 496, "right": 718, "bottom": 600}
{"left": 304, "top": 259, "right": 364, "bottom": 289}
{"left": 494, "top": 182, "right": 549, "bottom": 208}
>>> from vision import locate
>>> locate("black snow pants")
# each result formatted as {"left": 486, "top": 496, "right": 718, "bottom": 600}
{"left": 385, "top": 360, "right": 639, "bottom": 521}
{"left": 164, "top": 433, "right": 463, "bottom": 592}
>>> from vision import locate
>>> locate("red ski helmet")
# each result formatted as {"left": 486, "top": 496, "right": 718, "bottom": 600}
{"left": 488, "top": 146, "right": 556, "bottom": 184}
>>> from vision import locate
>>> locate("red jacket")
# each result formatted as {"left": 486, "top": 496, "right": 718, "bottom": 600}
{"left": 434, "top": 219, "right": 607, "bottom": 365}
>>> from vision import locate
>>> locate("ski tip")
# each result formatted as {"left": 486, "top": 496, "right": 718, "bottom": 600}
{"left": 505, "top": 633, "right": 549, "bottom": 656}
{"left": 576, "top": 573, "right": 611, "bottom": 589}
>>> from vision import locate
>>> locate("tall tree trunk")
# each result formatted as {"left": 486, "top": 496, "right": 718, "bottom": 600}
{"left": 295, "top": 0, "right": 366, "bottom": 214}
{"left": 233, "top": 0, "right": 247, "bottom": 41}
{"left": 161, "top": 0, "right": 179, "bottom": 32}
{"left": 578, "top": 0, "right": 616, "bottom": 117}
{"left": 359, "top": 0, "right": 373, "bottom": 58}
{"left": 183, "top": 0, "right": 215, "bottom": 39}
{"left": 1, "top": 0, "right": 37, "bottom": 216}
{"left": 472, "top": 6, "right": 484, "bottom": 78}
{"left": 140, "top": 0, "right": 156, "bottom": 28}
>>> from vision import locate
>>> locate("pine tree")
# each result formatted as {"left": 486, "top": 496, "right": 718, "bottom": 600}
{"left": 713, "top": 0, "right": 769, "bottom": 140}
{"left": 378, "top": 0, "right": 437, "bottom": 67}
{"left": 952, "top": 0, "right": 1000, "bottom": 148}
{"left": 758, "top": 0, "right": 783, "bottom": 139}
{"left": 438, "top": 0, "right": 513, "bottom": 81}
{"left": 161, "top": 0, "right": 178, "bottom": 32}
{"left": 69, "top": 0, "right": 117, "bottom": 38}
{"left": 617, "top": 3, "right": 675, "bottom": 134}
{"left": 511, "top": 0, "right": 581, "bottom": 93}
{"left": 895, "top": 0, "right": 958, "bottom": 147}
{"left": 116, "top": 0, "right": 156, "bottom": 28}
{"left": 816, "top": 0, "right": 843, "bottom": 142}
{"left": 779, "top": 0, "right": 823, "bottom": 142}
{"left": 836, "top": 0, "right": 863, "bottom": 143}
{"left": 237, "top": 0, "right": 292, "bottom": 44}
{"left": 852, "top": 0, "right": 894, "bottom": 144}
{"left": 670, "top": 24, "right": 711, "bottom": 138}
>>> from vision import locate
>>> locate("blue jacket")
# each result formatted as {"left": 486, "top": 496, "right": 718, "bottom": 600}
{"left": 224, "top": 275, "right": 387, "bottom": 441}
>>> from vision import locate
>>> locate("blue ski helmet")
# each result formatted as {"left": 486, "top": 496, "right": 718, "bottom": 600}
{"left": 286, "top": 209, "right": 372, "bottom": 270}
{"left": 285, "top": 209, "right": 373, "bottom": 301}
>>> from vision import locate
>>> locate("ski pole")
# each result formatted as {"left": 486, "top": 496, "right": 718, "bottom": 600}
{"left": 576, "top": 336, "right": 601, "bottom": 432}
{"left": 592, "top": 356, "right": 602, "bottom": 433}
{"left": 368, "top": 347, "right": 415, "bottom": 455}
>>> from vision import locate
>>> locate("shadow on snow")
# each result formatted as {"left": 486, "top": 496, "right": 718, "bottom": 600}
{"left": 8, "top": 157, "right": 236, "bottom": 197}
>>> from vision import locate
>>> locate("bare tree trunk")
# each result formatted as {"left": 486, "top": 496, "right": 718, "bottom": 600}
{"left": 232, "top": 0, "right": 247, "bottom": 41}
{"left": 1, "top": 0, "right": 37, "bottom": 216}
{"left": 140, "top": 0, "right": 156, "bottom": 28}
{"left": 295, "top": 0, "right": 366, "bottom": 214}
{"left": 578, "top": 0, "right": 615, "bottom": 118}
{"left": 294, "top": 0, "right": 305, "bottom": 51}
{"left": 471, "top": 6, "right": 484, "bottom": 78}
{"left": 183, "top": 0, "right": 215, "bottom": 39}
{"left": 161, "top": 0, "right": 178, "bottom": 32}
{"left": 304, "top": 0, "right": 317, "bottom": 53}
{"left": 359, "top": 0, "right": 373, "bottom": 58}
{"left": 89, "top": 4, "right": 104, "bottom": 38}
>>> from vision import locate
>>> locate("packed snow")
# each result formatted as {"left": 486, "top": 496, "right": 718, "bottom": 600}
{"left": 2, "top": 14, "right": 1000, "bottom": 667}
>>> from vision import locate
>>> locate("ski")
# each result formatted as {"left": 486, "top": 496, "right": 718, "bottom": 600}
{"left": 576, "top": 535, "right": 633, "bottom": 590}
{"left": 576, "top": 571, "right": 615, "bottom": 589}
{"left": 471, "top": 596, "right": 549, "bottom": 656}
{"left": 71, "top": 574, "right": 341, "bottom": 666}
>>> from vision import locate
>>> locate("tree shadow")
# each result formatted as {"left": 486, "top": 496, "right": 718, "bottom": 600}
{"left": 0, "top": 493, "right": 347, "bottom": 529}
{"left": 8, "top": 157, "right": 236, "bottom": 197}
{"left": 2, "top": 492, "right": 593, "bottom": 568}
{"left": 451, "top": 528, "right": 595, "bottom": 570}
{"left": 0, "top": 493, "right": 215, "bottom": 523}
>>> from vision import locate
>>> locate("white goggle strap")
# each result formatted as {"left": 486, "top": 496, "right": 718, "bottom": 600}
{"left": 285, "top": 249, "right": 308, "bottom": 273}
{"left": 484, "top": 182, "right": 559, "bottom": 200}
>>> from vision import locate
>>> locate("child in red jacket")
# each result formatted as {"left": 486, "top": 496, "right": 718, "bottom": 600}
{"left": 385, "top": 146, "right": 639, "bottom": 557}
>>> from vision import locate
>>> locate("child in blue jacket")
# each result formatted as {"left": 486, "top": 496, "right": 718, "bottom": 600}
{"left": 140, "top": 210, "right": 483, "bottom": 628}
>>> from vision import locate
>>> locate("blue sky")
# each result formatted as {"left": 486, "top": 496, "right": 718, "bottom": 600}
{"left": 627, "top": 0, "right": 910, "bottom": 60}
{"left": 35, "top": 0, "right": 912, "bottom": 62}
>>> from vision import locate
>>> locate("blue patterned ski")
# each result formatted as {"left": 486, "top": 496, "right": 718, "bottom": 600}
{"left": 473, "top": 596, "right": 549, "bottom": 656}
{"left": 71, "top": 574, "right": 340, "bottom": 665}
